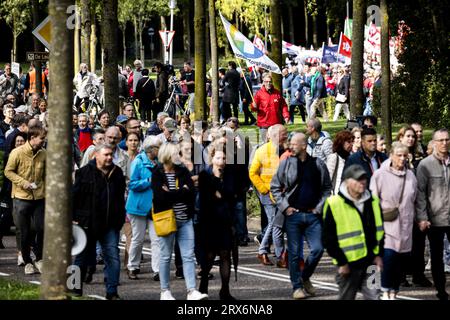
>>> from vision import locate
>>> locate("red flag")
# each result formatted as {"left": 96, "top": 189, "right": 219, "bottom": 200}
{"left": 338, "top": 33, "right": 352, "bottom": 58}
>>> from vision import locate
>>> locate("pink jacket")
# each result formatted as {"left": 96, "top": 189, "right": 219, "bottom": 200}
{"left": 370, "top": 159, "right": 417, "bottom": 253}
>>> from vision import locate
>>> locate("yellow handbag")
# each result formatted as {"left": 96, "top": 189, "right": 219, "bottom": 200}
{"left": 152, "top": 177, "right": 178, "bottom": 237}
{"left": 152, "top": 208, "right": 177, "bottom": 237}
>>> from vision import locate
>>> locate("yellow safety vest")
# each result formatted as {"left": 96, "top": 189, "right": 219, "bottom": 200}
{"left": 323, "top": 195, "right": 384, "bottom": 265}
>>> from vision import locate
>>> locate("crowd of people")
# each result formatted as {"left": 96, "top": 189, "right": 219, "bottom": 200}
{"left": 0, "top": 59, "right": 449, "bottom": 302}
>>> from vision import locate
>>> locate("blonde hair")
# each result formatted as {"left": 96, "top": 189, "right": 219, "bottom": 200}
{"left": 158, "top": 142, "right": 180, "bottom": 165}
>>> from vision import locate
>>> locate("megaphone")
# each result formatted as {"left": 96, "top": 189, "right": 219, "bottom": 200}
{"left": 72, "top": 224, "right": 87, "bottom": 256}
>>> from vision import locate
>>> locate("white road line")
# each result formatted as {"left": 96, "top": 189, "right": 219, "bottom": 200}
{"left": 88, "top": 294, "right": 107, "bottom": 300}
{"left": 0, "top": 272, "right": 11, "bottom": 276}
{"left": 118, "top": 245, "right": 421, "bottom": 300}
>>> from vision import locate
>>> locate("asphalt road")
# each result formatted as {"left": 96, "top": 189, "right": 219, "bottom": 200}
{"left": 0, "top": 230, "right": 447, "bottom": 301}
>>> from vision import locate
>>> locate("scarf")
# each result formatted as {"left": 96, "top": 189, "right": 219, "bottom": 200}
{"left": 310, "top": 71, "right": 320, "bottom": 97}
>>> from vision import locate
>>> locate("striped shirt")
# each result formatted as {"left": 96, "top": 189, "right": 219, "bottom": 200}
{"left": 165, "top": 173, "right": 189, "bottom": 221}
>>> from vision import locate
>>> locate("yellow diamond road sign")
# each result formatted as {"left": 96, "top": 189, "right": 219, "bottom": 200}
{"left": 32, "top": 16, "right": 51, "bottom": 50}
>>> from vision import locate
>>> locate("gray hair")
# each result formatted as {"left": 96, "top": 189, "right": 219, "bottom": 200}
{"left": 307, "top": 118, "right": 322, "bottom": 133}
{"left": 157, "top": 112, "right": 169, "bottom": 121}
{"left": 262, "top": 72, "right": 272, "bottom": 80}
{"left": 94, "top": 143, "right": 114, "bottom": 153}
{"left": 390, "top": 141, "right": 409, "bottom": 155}
{"left": 142, "top": 135, "right": 162, "bottom": 152}
{"left": 78, "top": 113, "right": 89, "bottom": 121}
{"left": 433, "top": 128, "right": 449, "bottom": 140}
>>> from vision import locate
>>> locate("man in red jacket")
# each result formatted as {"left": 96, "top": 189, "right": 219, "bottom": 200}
{"left": 251, "top": 72, "right": 289, "bottom": 142}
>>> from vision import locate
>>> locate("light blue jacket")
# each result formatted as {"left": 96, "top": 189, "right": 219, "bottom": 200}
{"left": 125, "top": 152, "right": 155, "bottom": 216}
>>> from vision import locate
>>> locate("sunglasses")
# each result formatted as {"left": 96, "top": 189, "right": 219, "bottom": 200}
{"left": 228, "top": 119, "right": 238, "bottom": 123}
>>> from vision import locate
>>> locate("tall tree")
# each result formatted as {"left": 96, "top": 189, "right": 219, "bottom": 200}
{"left": 0, "top": 0, "right": 31, "bottom": 62}
{"left": 304, "top": 0, "right": 309, "bottom": 46}
{"left": 31, "top": 0, "right": 43, "bottom": 97}
{"left": 380, "top": 0, "right": 392, "bottom": 147}
{"left": 74, "top": 11, "right": 80, "bottom": 74}
{"left": 181, "top": 0, "right": 191, "bottom": 61}
{"left": 350, "top": 0, "right": 366, "bottom": 116}
{"left": 90, "top": 11, "right": 97, "bottom": 72}
{"left": 208, "top": 0, "right": 219, "bottom": 122}
{"left": 194, "top": 0, "right": 206, "bottom": 120}
{"left": 118, "top": 0, "right": 133, "bottom": 67}
{"left": 102, "top": 0, "right": 119, "bottom": 118}
{"left": 40, "top": 0, "right": 74, "bottom": 300}
{"left": 270, "top": 0, "right": 282, "bottom": 91}
{"left": 80, "top": 0, "right": 91, "bottom": 66}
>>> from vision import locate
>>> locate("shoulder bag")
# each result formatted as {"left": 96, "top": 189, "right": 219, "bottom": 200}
{"left": 382, "top": 174, "right": 406, "bottom": 222}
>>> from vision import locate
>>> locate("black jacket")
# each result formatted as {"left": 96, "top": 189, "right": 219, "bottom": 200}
{"left": 151, "top": 164, "right": 195, "bottom": 218}
{"left": 222, "top": 69, "right": 241, "bottom": 104}
{"left": 322, "top": 191, "right": 384, "bottom": 268}
{"left": 343, "top": 149, "right": 388, "bottom": 183}
{"left": 72, "top": 160, "right": 126, "bottom": 237}
{"left": 135, "top": 76, "right": 156, "bottom": 106}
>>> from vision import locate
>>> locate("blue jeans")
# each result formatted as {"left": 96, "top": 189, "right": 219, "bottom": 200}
{"left": 74, "top": 229, "right": 120, "bottom": 295}
{"left": 159, "top": 219, "right": 196, "bottom": 291}
{"left": 285, "top": 212, "right": 324, "bottom": 290}
{"left": 258, "top": 194, "right": 284, "bottom": 257}
{"left": 234, "top": 201, "right": 248, "bottom": 242}
{"left": 381, "top": 248, "right": 409, "bottom": 292}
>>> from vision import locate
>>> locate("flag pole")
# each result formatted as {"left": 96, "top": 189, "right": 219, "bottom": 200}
{"left": 337, "top": 32, "right": 343, "bottom": 63}
{"left": 236, "top": 58, "right": 256, "bottom": 106}
{"left": 320, "top": 42, "right": 325, "bottom": 64}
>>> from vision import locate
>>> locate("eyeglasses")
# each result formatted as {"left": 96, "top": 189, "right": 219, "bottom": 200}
{"left": 129, "top": 126, "right": 141, "bottom": 129}
{"left": 434, "top": 138, "right": 450, "bottom": 143}
{"left": 228, "top": 119, "right": 238, "bottom": 123}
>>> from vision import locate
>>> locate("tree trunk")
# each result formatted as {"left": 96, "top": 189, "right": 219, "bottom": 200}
{"left": 122, "top": 27, "right": 126, "bottom": 68}
{"left": 31, "top": 0, "right": 43, "bottom": 97}
{"left": 380, "top": 0, "right": 392, "bottom": 148}
{"left": 74, "top": 16, "right": 80, "bottom": 75}
{"left": 182, "top": 5, "right": 191, "bottom": 61}
{"left": 40, "top": 0, "right": 73, "bottom": 300}
{"left": 270, "top": 0, "right": 282, "bottom": 91}
{"left": 194, "top": 0, "right": 206, "bottom": 120}
{"left": 205, "top": 10, "right": 210, "bottom": 64}
{"left": 90, "top": 12, "right": 97, "bottom": 73}
{"left": 350, "top": 0, "right": 366, "bottom": 116}
{"left": 139, "top": 26, "right": 144, "bottom": 66}
{"left": 134, "top": 16, "right": 139, "bottom": 60}
{"left": 304, "top": 1, "right": 309, "bottom": 46}
{"left": 80, "top": 0, "right": 91, "bottom": 67}
{"left": 13, "top": 34, "right": 17, "bottom": 62}
{"left": 102, "top": 0, "right": 119, "bottom": 118}
{"left": 287, "top": 5, "right": 295, "bottom": 43}
{"left": 208, "top": 0, "right": 219, "bottom": 122}
{"left": 312, "top": 14, "right": 318, "bottom": 49}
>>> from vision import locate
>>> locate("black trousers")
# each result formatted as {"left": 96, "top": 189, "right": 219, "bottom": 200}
{"left": 222, "top": 101, "right": 239, "bottom": 121}
{"left": 12, "top": 199, "right": 45, "bottom": 264}
{"left": 242, "top": 102, "right": 256, "bottom": 124}
{"left": 428, "top": 226, "right": 450, "bottom": 297}
{"left": 410, "top": 223, "right": 428, "bottom": 280}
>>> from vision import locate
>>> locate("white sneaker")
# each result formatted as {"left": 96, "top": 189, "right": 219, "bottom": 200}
{"left": 187, "top": 289, "right": 208, "bottom": 300}
{"left": 425, "top": 259, "right": 431, "bottom": 271}
{"left": 380, "top": 292, "right": 390, "bottom": 300}
{"left": 445, "top": 264, "right": 450, "bottom": 274}
{"left": 17, "top": 253, "right": 25, "bottom": 266}
{"left": 160, "top": 290, "right": 176, "bottom": 300}
{"left": 24, "top": 263, "right": 35, "bottom": 275}
{"left": 34, "top": 260, "right": 43, "bottom": 274}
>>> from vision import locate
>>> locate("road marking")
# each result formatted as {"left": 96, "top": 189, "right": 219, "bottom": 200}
{"left": 88, "top": 294, "right": 107, "bottom": 300}
{"left": 122, "top": 244, "right": 423, "bottom": 300}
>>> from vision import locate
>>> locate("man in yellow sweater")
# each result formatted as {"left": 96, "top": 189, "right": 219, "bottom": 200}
{"left": 249, "top": 124, "right": 288, "bottom": 266}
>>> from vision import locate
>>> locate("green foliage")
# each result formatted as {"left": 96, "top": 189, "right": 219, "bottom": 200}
{"left": 0, "top": 278, "right": 40, "bottom": 300}
{"left": 387, "top": 0, "right": 450, "bottom": 130}
{"left": 0, "top": 0, "right": 31, "bottom": 37}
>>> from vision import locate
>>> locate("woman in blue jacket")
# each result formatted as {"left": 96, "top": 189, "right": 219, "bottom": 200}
{"left": 125, "top": 135, "right": 161, "bottom": 280}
